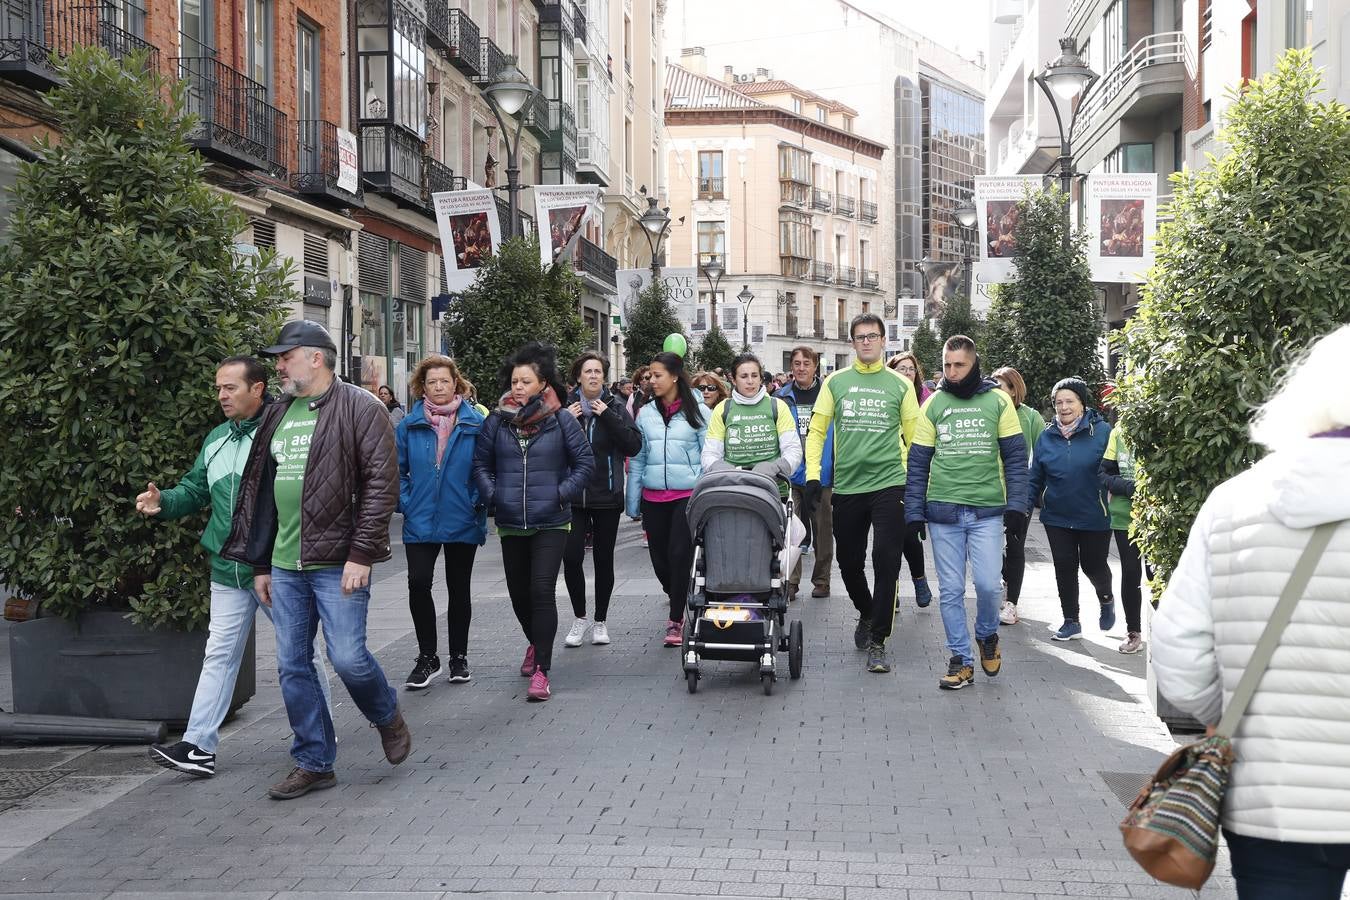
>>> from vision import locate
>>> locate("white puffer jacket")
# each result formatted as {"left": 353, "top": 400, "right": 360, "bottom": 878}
{"left": 1151, "top": 437, "right": 1350, "bottom": 843}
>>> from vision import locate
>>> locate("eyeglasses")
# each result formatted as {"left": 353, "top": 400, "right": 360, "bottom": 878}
{"left": 852, "top": 333, "right": 883, "bottom": 344}
{"left": 697, "top": 384, "right": 719, "bottom": 393}
{"left": 895, "top": 365, "right": 916, "bottom": 374}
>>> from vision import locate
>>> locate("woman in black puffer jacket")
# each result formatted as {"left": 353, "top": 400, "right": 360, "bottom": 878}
{"left": 473, "top": 343, "right": 594, "bottom": 702}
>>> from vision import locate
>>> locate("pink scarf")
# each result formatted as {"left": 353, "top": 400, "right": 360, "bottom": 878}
{"left": 424, "top": 396, "right": 463, "bottom": 465}
{"left": 1058, "top": 415, "right": 1081, "bottom": 440}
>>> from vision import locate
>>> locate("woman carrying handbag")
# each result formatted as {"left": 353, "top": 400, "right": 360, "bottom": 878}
{"left": 1142, "top": 325, "right": 1350, "bottom": 897}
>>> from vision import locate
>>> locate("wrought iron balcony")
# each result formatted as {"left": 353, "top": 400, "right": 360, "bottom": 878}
{"left": 0, "top": 0, "right": 61, "bottom": 88}
{"left": 810, "top": 189, "right": 832, "bottom": 212}
{"left": 572, "top": 0, "right": 586, "bottom": 43}
{"left": 176, "top": 54, "right": 287, "bottom": 173}
{"left": 860, "top": 200, "right": 877, "bottom": 222}
{"left": 835, "top": 265, "right": 857, "bottom": 286}
{"left": 697, "top": 176, "right": 724, "bottom": 199}
{"left": 541, "top": 99, "right": 577, "bottom": 153}
{"left": 52, "top": 3, "right": 158, "bottom": 71}
{"left": 422, "top": 155, "right": 457, "bottom": 214}
{"left": 361, "top": 124, "right": 424, "bottom": 208}
{"left": 2, "top": 1, "right": 158, "bottom": 89}
{"left": 494, "top": 194, "right": 533, "bottom": 238}
{"left": 575, "top": 236, "right": 617, "bottom": 289}
{"left": 539, "top": 0, "right": 575, "bottom": 43}
{"left": 425, "top": 0, "right": 451, "bottom": 51}
{"left": 293, "top": 120, "right": 364, "bottom": 207}
{"left": 810, "top": 260, "right": 833, "bottom": 283}
{"left": 834, "top": 195, "right": 855, "bottom": 217}
{"left": 473, "top": 36, "right": 507, "bottom": 86}
{"left": 861, "top": 269, "right": 880, "bottom": 290}
{"left": 813, "top": 318, "right": 826, "bottom": 339}
{"left": 445, "top": 8, "right": 480, "bottom": 76}
{"left": 523, "top": 97, "right": 554, "bottom": 140}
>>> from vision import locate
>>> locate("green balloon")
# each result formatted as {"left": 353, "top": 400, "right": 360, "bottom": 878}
{"left": 663, "top": 333, "right": 688, "bottom": 357}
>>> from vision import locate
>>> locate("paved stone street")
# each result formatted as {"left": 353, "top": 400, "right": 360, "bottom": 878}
{"left": 0, "top": 516, "right": 1241, "bottom": 899}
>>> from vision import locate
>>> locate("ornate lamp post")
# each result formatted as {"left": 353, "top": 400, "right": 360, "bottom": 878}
{"left": 700, "top": 253, "right": 724, "bottom": 334}
{"left": 481, "top": 56, "right": 541, "bottom": 239}
{"left": 1033, "top": 37, "right": 1100, "bottom": 248}
{"left": 736, "top": 284, "right": 753, "bottom": 351}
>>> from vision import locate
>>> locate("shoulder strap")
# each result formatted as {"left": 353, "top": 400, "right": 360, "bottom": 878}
{"left": 1216, "top": 520, "right": 1341, "bottom": 737}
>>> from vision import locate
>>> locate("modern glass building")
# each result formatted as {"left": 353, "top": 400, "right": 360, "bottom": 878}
{"left": 920, "top": 68, "right": 985, "bottom": 268}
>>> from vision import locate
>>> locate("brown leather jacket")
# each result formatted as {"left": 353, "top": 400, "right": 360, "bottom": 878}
{"left": 222, "top": 378, "right": 397, "bottom": 572}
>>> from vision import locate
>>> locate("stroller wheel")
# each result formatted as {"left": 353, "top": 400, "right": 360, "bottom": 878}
{"left": 687, "top": 671, "right": 699, "bottom": 694}
{"left": 789, "top": 620, "right": 804, "bottom": 680}
{"left": 761, "top": 673, "right": 775, "bottom": 695}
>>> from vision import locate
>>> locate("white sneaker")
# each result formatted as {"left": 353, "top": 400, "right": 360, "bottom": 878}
{"left": 564, "top": 617, "right": 591, "bottom": 647}
{"left": 999, "top": 600, "right": 1019, "bottom": 625}
{"left": 591, "top": 622, "right": 610, "bottom": 645}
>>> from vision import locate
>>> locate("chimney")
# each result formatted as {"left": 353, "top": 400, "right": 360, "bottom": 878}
{"left": 755, "top": 67, "right": 771, "bottom": 82}
{"left": 680, "top": 46, "right": 707, "bottom": 76}
{"left": 723, "top": 65, "right": 735, "bottom": 84}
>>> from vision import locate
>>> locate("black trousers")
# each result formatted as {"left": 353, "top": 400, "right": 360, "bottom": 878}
{"left": 500, "top": 530, "right": 568, "bottom": 673}
{"left": 641, "top": 497, "right": 694, "bottom": 622}
{"left": 1002, "top": 510, "right": 1032, "bottom": 605}
{"left": 405, "top": 542, "right": 478, "bottom": 658}
{"left": 1043, "top": 524, "right": 1113, "bottom": 622}
{"left": 831, "top": 486, "right": 906, "bottom": 643}
{"left": 1114, "top": 529, "right": 1144, "bottom": 633}
{"left": 563, "top": 506, "right": 622, "bottom": 622}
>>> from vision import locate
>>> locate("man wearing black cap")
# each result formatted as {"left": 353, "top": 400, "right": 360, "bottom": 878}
{"left": 223, "top": 321, "right": 410, "bottom": 800}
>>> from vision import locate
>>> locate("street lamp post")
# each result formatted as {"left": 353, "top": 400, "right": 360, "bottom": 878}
{"left": 481, "top": 56, "right": 541, "bottom": 240}
{"left": 736, "top": 284, "right": 753, "bottom": 351}
{"left": 1033, "top": 37, "right": 1100, "bottom": 249}
{"left": 956, "top": 199, "right": 978, "bottom": 303}
{"left": 638, "top": 190, "right": 672, "bottom": 283}
{"left": 700, "top": 253, "right": 724, "bottom": 334}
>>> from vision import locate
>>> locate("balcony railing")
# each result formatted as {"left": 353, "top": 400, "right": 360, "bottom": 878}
{"left": 422, "top": 155, "right": 457, "bottom": 213}
{"left": 425, "top": 0, "right": 451, "bottom": 51}
{"left": 1074, "top": 32, "right": 1189, "bottom": 136}
{"left": 361, "top": 124, "right": 424, "bottom": 207}
{"left": 176, "top": 54, "right": 286, "bottom": 173}
{"left": 572, "top": 0, "right": 586, "bottom": 44}
{"left": 861, "top": 269, "right": 880, "bottom": 290}
{"left": 575, "top": 236, "right": 617, "bottom": 288}
{"left": 2, "top": 1, "right": 158, "bottom": 90}
{"left": 811, "top": 260, "right": 833, "bottom": 283}
{"left": 293, "top": 119, "right": 364, "bottom": 207}
{"left": 0, "top": 0, "right": 60, "bottom": 88}
{"left": 813, "top": 318, "right": 826, "bottom": 339}
{"left": 811, "top": 189, "right": 832, "bottom": 211}
{"left": 837, "top": 319, "right": 848, "bottom": 338}
{"left": 835, "top": 265, "right": 857, "bottom": 286}
{"left": 860, "top": 200, "right": 877, "bottom": 222}
{"left": 697, "top": 176, "right": 724, "bottom": 199}
{"left": 52, "top": 3, "right": 158, "bottom": 71}
{"left": 495, "top": 194, "right": 534, "bottom": 238}
{"left": 542, "top": 99, "right": 577, "bottom": 153}
{"left": 444, "top": 9, "right": 480, "bottom": 76}
{"left": 523, "top": 97, "right": 554, "bottom": 139}
{"left": 834, "top": 195, "right": 855, "bottom": 217}
{"left": 473, "top": 36, "right": 507, "bottom": 85}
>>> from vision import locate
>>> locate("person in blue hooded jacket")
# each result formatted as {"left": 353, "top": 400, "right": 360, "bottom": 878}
{"left": 1028, "top": 377, "right": 1115, "bottom": 642}
{"left": 776, "top": 345, "right": 835, "bottom": 601}
{"left": 396, "top": 355, "right": 487, "bottom": 691}
{"left": 473, "top": 343, "right": 594, "bottom": 702}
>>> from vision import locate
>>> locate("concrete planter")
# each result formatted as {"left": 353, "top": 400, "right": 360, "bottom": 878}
{"left": 9, "top": 610, "right": 254, "bottom": 725}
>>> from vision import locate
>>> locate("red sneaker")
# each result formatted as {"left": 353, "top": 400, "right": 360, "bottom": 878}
{"left": 663, "top": 620, "right": 683, "bottom": 647}
{"left": 526, "top": 669, "right": 551, "bottom": 701}
{"left": 519, "top": 644, "right": 536, "bottom": 677}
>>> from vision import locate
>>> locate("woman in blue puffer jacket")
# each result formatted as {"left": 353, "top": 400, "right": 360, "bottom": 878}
{"left": 473, "top": 343, "right": 594, "bottom": 702}
{"left": 396, "top": 355, "right": 487, "bottom": 691}
{"left": 625, "top": 351, "right": 709, "bottom": 647}
{"left": 1028, "top": 377, "right": 1115, "bottom": 643}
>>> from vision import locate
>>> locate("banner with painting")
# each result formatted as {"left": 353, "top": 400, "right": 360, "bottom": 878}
{"left": 1086, "top": 173, "right": 1157, "bottom": 283}
{"left": 973, "top": 175, "right": 1043, "bottom": 286}
{"left": 432, "top": 187, "right": 502, "bottom": 292}
{"left": 534, "top": 184, "right": 603, "bottom": 268}
{"left": 615, "top": 268, "right": 699, "bottom": 330}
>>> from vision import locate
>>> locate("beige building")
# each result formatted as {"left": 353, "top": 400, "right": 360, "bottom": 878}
{"left": 664, "top": 54, "right": 888, "bottom": 374}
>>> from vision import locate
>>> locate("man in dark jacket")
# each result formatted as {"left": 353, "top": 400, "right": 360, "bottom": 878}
{"left": 776, "top": 345, "right": 834, "bottom": 600}
{"left": 223, "top": 321, "right": 409, "bottom": 800}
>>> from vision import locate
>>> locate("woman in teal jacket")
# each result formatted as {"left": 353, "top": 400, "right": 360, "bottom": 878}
{"left": 395, "top": 355, "right": 487, "bottom": 690}
{"left": 626, "top": 351, "right": 709, "bottom": 647}
{"left": 1027, "top": 377, "right": 1114, "bottom": 642}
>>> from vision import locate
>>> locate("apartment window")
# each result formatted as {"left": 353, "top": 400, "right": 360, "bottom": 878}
{"left": 697, "top": 221, "right": 725, "bottom": 267}
{"left": 393, "top": 7, "right": 427, "bottom": 138}
{"left": 246, "top": 0, "right": 272, "bottom": 95}
{"left": 1104, "top": 142, "right": 1155, "bottom": 173}
{"left": 778, "top": 146, "right": 810, "bottom": 184}
{"left": 816, "top": 106, "right": 827, "bottom": 123}
{"left": 780, "top": 210, "right": 811, "bottom": 277}
{"left": 577, "top": 81, "right": 591, "bottom": 132}
{"left": 859, "top": 239, "right": 870, "bottom": 270}
{"left": 834, "top": 233, "right": 847, "bottom": 266}
{"left": 1286, "top": 0, "right": 1312, "bottom": 47}
{"left": 623, "top": 117, "right": 633, "bottom": 190}
{"left": 496, "top": 0, "right": 510, "bottom": 47}
{"left": 179, "top": 0, "right": 213, "bottom": 55}
{"left": 1103, "top": 0, "right": 1126, "bottom": 72}
{"left": 623, "top": 14, "right": 632, "bottom": 73}
{"left": 442, "top": 98, "right": 460, "bottom": 170}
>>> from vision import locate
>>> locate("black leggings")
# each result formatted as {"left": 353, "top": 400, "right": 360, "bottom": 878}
{"left": 405, "top": 542, "right": 477, "bottom": 658}
{"left": 1043, "top": 524, "right": 1113, "bottom": 622}
{"left": 501, "top": 529, "right": 568, "bottom": 673}
{"left": 1002, "top": 510, "right": 1032, "bottom": 605}
{"left": 831, "top": 486, "right": 906, "bottom": 643}
{"left": 903, "top": 529, "right": 926, "bottom": 581}
{"left": 1114, "top": 529, "right": 1144, "bottom": 633}
{"left": 641, "top": 497, "right": 694, "bottom": 622}
{"left": 563, "top": 507, "right": 622, "bottom": 622}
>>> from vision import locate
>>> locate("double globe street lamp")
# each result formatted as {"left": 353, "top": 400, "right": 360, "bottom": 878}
{"left": 1033, "top": 37, "right": 1100, "bottom": 248}
{"left": 700, "top": 254, "right": 724, "bottom": 334}
{"left": 481, "top": 56, "right": 541, "bottom": 240}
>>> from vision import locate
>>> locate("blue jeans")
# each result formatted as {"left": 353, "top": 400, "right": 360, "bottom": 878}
{"left": 929, "top": 508, "right": 1004, "bottom": 666}
{"left": 270, "top": 566, "right": 398, "bottom": 772}
{"left": 183, "top": 583, "right": 332, "bottom": 754}
{"left": 1224, "top": 829, "right": 1350, "bottom": 900}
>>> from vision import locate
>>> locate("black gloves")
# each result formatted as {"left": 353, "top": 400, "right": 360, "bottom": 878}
{"left": 799, "top": 480, "right": 822, "bottom": 520}
{"left": 908, "top": 521, "right": 927, "bottom": 541}
{"left": 1005, "top": 509, "right": 1028, "bottom": 532}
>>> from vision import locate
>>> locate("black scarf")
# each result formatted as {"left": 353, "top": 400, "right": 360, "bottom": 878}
{"left": 939, "top": 357, "right": 985, "bottom": 400}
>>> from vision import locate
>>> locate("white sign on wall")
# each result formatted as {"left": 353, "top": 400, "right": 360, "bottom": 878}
{"left": 336, "top": 128, "right": 359, "bottom": 194}
{"left": 615, "top": 267, "right": 700, "bottom": 329}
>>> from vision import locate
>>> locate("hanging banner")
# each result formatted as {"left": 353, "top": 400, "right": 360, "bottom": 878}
{"left": 1086, "top": 173, "right": 1157, "bottom": 283}
{"left": 336, "top": 128, "right": 359, "bottom": 194}
{"left": 615, "top": 267, "right": 699, "bottom": 329}
{"left": 432, "top": 187, "right": 503, "bottom": 293}
{"left": 534, "top": 184, "right": 603, "bottom": 268}
{"left": 973, "top": 175, "right": 1044, "bottom": 286}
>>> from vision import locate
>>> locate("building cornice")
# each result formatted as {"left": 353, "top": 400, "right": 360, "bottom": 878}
{"left": 664, "top": 108, "right": 887, "bottom": 160}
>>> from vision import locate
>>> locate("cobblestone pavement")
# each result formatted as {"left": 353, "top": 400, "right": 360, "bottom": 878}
{"left": 0, "top": 515, "right": 1243, "bottom": 899}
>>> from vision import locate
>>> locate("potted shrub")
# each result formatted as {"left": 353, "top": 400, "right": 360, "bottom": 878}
{"left": 0, "top": 47, "right": 294, "bottom": 721}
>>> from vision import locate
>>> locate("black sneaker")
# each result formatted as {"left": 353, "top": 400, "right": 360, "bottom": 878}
{"left": 977, "top": 633, "right": 1002, "bottom": 677}
{"left": 853, "top": 617, "right": 872, "bottom": 650}
{"left": 150, "top": 740, "right": 215, "bottom": 778}
{"left": 404, "top": 654, "right": 442, "bottom": 690}
{"left": 866, "top": 642, "right": 891, "bottom": 673}
{"left": 939, "top": 654, "right": 975, "bottom": 690}
{"left": 447, "top": 655, "right": 471, "bottom": 684}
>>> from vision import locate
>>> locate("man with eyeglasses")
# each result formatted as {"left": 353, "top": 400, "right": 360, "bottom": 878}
{"left": 802, "top": 314, "right": 921, "bottom": 673}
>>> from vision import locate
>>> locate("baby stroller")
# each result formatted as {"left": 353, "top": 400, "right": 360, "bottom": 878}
{"left": 681, "top": 461, "right": 804, "bottom": 695}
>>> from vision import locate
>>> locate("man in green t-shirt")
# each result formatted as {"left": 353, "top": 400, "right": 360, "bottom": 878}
{"left": 906, "top": 336, "right": 1029, "bottom": 691}
{"left": 802, "top": 313, "right": 920, "bottom": 674}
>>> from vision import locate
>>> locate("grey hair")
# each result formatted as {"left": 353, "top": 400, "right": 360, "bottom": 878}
{"left": 300, "top": 345, "right": 338, "bottom": 371}
{"left": 1250, "top": 323, "right": 1350, "bottom": 452}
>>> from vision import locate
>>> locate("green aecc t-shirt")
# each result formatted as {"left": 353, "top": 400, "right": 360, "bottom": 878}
{"left": 270, "top": 399, "right": 325, "bottom": 571}
{"left": 911, "top": 388, "right": 1022, "bottom": 508}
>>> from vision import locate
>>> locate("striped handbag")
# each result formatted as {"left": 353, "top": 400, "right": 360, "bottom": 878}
{"left": 1120, "top": 521, "right": 1339, "bottom": 889}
